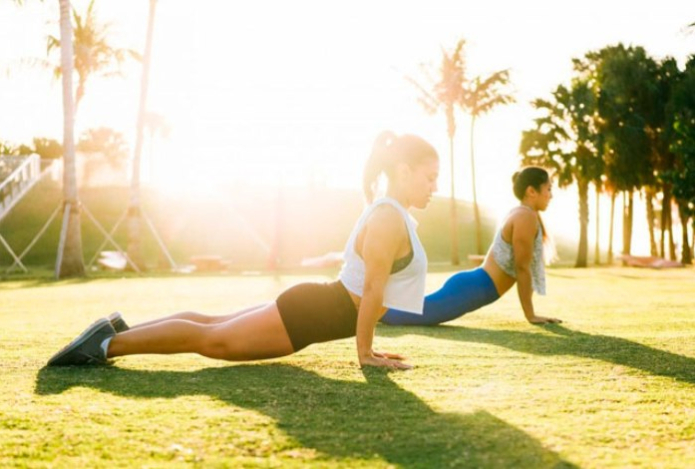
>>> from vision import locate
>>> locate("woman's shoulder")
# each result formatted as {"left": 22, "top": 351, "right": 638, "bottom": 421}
{"left": 507, "top": 206, "right": 537, "bottom": 222}
{"left": 366, "top": 202, "right": 406, "bottom": 227}
{"left": 504, "top": 207, "right": 538, "bottom": 236}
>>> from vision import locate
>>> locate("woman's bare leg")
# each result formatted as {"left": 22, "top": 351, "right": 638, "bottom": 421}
{"left": 127, "top": 303, "right": 271, "bottom": 330}
{"left": 107, "top": 302, "right": 294, "bottom": 361}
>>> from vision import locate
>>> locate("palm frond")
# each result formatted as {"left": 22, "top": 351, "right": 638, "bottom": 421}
{"left": 465, "top": 68, "right": 515, "bottom": 115}
{"left": 405, "top": 75, "right": 440, "bottom": 111}
{"left": 46, "top": 35, "right": 60, "bottom": 55}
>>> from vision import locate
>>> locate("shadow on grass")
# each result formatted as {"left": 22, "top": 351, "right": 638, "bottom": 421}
{"left": 35, "top": 364, "right": 577, "bottom": 468}
{"left": 379, "top": 324, "right": 695, "bottom": 385}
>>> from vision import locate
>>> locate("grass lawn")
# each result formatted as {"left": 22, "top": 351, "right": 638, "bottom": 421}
{"left": 2, "top": 267, "right": 695, "bottom": 468}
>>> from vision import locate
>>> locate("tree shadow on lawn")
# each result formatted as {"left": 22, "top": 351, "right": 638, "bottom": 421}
{"left": 35, "top": 364, "right": 577, "bottom": 469}
{"left": 379, "top": 324, "right": 695, "bottom": 385}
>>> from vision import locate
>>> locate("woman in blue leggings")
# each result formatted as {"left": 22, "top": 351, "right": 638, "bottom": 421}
{"left": 381, "top": 167, "right": 562, "bottom": 326}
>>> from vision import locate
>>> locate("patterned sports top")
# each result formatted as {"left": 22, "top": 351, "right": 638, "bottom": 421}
{"left": 490, "top": 208, "right": 546, "bottom": 295}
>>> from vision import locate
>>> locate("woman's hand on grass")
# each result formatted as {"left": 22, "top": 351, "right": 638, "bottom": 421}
{"left": 372, "top": 350, "right": 406, "bottom": 361}
{"left": 528, "top": 315, "right": 562, "bottom": 325}
{"left": 359, "top": 351, "right": 412, "bottom": 370}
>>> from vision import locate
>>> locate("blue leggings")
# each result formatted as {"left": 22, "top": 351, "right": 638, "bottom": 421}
{"left": 380, "top": 267, "right": 500, "bottom": 326}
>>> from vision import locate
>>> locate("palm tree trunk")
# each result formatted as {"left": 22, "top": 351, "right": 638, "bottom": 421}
{"left": 622, "top": 190, "right": 634, "bottom": 261}
{"left": 679, "top": 203, "right": 692, "bottom": 265}
{"left": 469, "top": 114, "right": 482, "bottom": 255}
{"left": 645, "top": 187, "right": 658, "bottom": 256}
{"left": 55, "top": 0, "right": 85, "bottom": 278}
{"left": 448, "top": 133, "right": 459, "bottom": 266}
{"left": 576, "top": 178, "right": 589, "bottom": 267}
{"left": 74, "top": 78, "right": 85, "bottom": 118}
{"left": 660, "top": 185, "right": 670, "bottom": 257}
{"left": 127, "top": 0, "right": 157, "bottom": 270}
{"left": 594, "top": 183, "right": 600, "bottom": 265}
{"left": 608, "top": 190, "right": 616, "bottom": 264}
{"left": 661, "top": 187, "right": 677, "bottom": 260}
{"left": 668, "top": 202, "right": 676, "bottom": 261}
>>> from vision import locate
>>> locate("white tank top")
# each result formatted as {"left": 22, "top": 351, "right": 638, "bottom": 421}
{"left": 338, "top": 197, "right": 428, "bottom": 314}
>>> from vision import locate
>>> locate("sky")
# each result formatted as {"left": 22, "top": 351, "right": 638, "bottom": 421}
{"left": 1, "top": 0, "right": 693, "bottom": 255}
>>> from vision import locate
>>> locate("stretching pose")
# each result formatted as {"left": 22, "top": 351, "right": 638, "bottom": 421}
{"left": 381, "top": 166, "right": 561, "bottom": 326}
{"left": 48, "top": 131, "right": 439, "bottom": 370}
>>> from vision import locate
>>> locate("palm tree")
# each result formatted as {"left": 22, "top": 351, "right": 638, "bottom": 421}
{"left": 16, "top": 0, "right": 139, "bottom": 276}
{"left": 461, "top": 70, "right": 515, "bottom": 254}
{"left": 407, "top": 40, "right": 466, "bottom": 265}
{"left": 127, "top": 0, "right": 157, "bottom": 270}
{"left": 14, "top": 0, "right": 85, "bottom": 277}
{"left": 664, "top": 56, "right": 695, "bottom": 264}
{"left": 46, "top": 0, "right": 140, "bottom": 116}
{"left": 584, "top": 44, "right": 655, "bottom": 260}
{"left": 49, "top": 0, "right": 83, "bottom": 277}
{"left": 53, "top": 0, "right": 84, "bottom": 277}
{"left": 520, "top": 79, "right": 602, "bottom": 267}
{"left": 651, "top": 57, "right": 680, "bottom": 260}
{"left": 605, "top": 181, "right": 617, "bottom": 264}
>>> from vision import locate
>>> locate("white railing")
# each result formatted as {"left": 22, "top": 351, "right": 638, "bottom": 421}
{"left": 0, "top": 154, "right": 42, "bottom": 222}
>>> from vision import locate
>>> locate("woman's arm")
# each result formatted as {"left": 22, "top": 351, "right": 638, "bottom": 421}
{"left": 512, "top": 212, "right": 561, "bottom": 324}
{"left": 355, "top": 206, "right": 413, "bottom": 369}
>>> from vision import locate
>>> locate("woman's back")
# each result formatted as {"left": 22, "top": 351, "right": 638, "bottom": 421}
{"left": 484, "top": 206, "right": 546, "bottom": 296}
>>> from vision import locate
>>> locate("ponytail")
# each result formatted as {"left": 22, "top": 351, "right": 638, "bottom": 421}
{"left": 362, "top": 131, "right": 439, "bottom": 203}
{"left": 363, "top": 131, "right": 397, "bottom": 203}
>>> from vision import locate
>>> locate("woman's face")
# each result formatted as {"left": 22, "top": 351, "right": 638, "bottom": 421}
{"left": 535, "top": 181, "right": 553, "bottom": 211}
{"left": 406, "top": 158, "right": 439, "bottom": 209}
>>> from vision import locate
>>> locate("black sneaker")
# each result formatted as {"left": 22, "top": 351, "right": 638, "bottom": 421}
{"left": 47, "top": 318, "right": 116, "bottom": 366}
{"left": 107, "top": 312, "right": 130, "bottom": 333}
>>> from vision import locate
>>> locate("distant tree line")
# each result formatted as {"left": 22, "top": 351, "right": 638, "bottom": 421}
{"left": 1, "top": 127, "right": 128, "bottom": 163}
{"left": 520, "top": 43, "right": 695, "bottom": 267}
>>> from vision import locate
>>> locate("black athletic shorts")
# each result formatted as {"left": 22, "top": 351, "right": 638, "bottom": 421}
{"left": 276, "top": 280, "right": 358, "bottom": 352}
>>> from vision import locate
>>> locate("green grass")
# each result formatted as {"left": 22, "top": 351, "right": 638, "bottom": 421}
{"left": 2, "top": 267, "right": 695, "bottom": 468}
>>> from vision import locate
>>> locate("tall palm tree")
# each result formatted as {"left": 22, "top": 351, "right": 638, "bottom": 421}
{"left": 407, "top": 40, "right": 466, "bottom": 265}
{"left": 14, "top": 0, "right": 84, "bottom": 277}
{"left": 583, "top": 44, "right": 655, "bottom": 260}
{"left": 46, "top": 0, "right": 140, "bottom": 116}
{"left": 54, "top": 0, "right": 85, "bottom": 278}
{"left": 127, "top": 0, "right": 157, "bottom": 270}
{"left": 461, "top": 70, "right": 515, "bottom": 254}
{"left": 520, "top": 79, "right": 602, "bottom": 267}
{"left": 17, "top": 0, "right": 139, "bottom": 276}
{"left": 664, "top": 56, "right": 695, "bottom": 264}
{"left": 605, "top": 181, "right": 617, "bottom": 264}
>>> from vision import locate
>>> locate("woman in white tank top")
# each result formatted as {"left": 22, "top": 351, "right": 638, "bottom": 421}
{"left": 47, "top": 131, "right": 439, "bottom": 371}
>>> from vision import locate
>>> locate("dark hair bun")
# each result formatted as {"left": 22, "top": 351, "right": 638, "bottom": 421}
{"left": 512, "top": 166, "right": 549, "bottom": 201}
